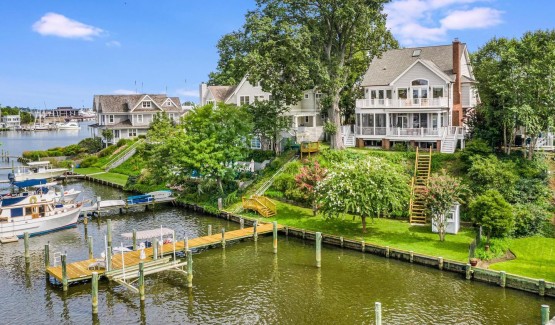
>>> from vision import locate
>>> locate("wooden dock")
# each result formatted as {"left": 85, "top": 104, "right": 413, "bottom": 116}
{"left": 81, "top": 197, "right": 176, "bottom": 215}
{"left": 46, "top": 223, "right": 281, "bottom": 284}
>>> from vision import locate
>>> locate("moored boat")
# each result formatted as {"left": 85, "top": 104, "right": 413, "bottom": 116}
{"left": 146, "top": 190, "right": 172, "bottom": 200}
{"left": 10, "top": 161, "right": 67, "bottom": 182}
{"left": 56, "top": 121, "right": 80, "bottom": 130}
{"left": 2, "top": 179, "right": 81, "bottom": 204}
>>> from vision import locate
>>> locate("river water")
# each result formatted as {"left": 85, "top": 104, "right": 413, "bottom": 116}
{"left": 0, "top": 180, "right": 550, "bottom": 324}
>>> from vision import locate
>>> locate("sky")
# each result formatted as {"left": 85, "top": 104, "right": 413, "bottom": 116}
{"left": 1, "top": 0, "right": 554, "bottom": 109}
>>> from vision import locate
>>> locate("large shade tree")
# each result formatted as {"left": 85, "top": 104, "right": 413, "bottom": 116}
{"left": 316, "top": 157, "right": 409, "bottom": 233}
{"left": 210, "top": 0, "right": 397, "bottom": 149}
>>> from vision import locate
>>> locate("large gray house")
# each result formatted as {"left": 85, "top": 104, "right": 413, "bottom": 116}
{"left": 92, "top": 94, "right": 183, "bottom": 144}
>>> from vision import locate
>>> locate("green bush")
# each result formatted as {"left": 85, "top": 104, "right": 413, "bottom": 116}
{"left": 78, "top": 137, "right": 102, "bottom": 154}
{"left": 117, "top": 138, "right": 130, "bottom": 147}
{"left": 62, "top": 144, "right": 83, "bottom": 156}
{"left": 97, "top": 145, "right": 117, "bottom": 158}
{"left": 469, "top": 189, "right": 514, "bottom": 242}
{"left": 265, "top": 190, "right": 284, "bottom": 199}
{"left": 79, "top": 155, "right": 99, "bottom": 168}
{"left": 284, "top": 188, "right": 308, "bottom": 202}
{"left": 391, "top": 143, "right": 408, "bottom": 152}
{"left": 245, "top": 150, "right": 275, "bottom": 162}
{"left": 272, "top": 173, "right": 297, "bottom": 192}
{"left": 512, "top": 203, "right": 552, "bottom": 237}
{"left": 475, "top": 237, "right": 510, "bottom": 261}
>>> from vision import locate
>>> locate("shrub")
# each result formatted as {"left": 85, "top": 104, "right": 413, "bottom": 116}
{"left": 97, "top": 145, "right": 117, "bottom": 158}
{"left": 512, "top": 203, "right": 552, "bottom": 237}
{"left": 391, "top": 142, "right": 407, "bottom": 152}
{"left": 272, "top": 173, "right": 297, "bottom": 192}
{"left": 62, "top": 144, "right": 82, "bottom": 156}
{"left": 117, "top": 138, "right": 130, "bottom": 147}
{"left": 475, "top": 237, "right": 510, "bottom": 261}
{"left": 79, "top": 155, "right": 99, "bottom": 168}
{"left": 245, "top": 150, "right": 275, "bottom": 162}
{"left": 469, "top": 189, "right": 514, "bottom": 243}
{"left": 78, "top": 137, "right": 102, "bottom": 154}
{"left": 466, "top": 155, "right": 518, "bottom": 200}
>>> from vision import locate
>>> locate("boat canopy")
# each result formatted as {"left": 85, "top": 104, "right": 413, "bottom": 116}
{"left": 13, "top": 179, "right": 49, "bottom": 188}
{"left": 26, "top": 161, "right": 51, "bottom": 166}
{"left": 121, "top": 227, "right": 174, "bottom": 240}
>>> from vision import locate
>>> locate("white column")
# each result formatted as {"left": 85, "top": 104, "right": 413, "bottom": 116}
{"left": 385, "top": 113, "right": 390, "bottom": 136}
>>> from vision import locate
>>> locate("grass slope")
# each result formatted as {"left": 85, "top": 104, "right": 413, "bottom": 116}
{"left": 74, "top": 167, "right": 129, "bottom": 186}
{"left": 489, "top": 237, "right": 555, "bottom": 282}
{"left": 242, "top": 201, "right": 475, "bottom": 262}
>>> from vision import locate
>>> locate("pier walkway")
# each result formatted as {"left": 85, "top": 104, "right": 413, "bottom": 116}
{"left": 46, "top": 223, "right": 281, "bottom": 284}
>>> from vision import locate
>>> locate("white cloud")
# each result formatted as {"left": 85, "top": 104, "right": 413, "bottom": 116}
{"left": 385, "top": 0, "right": 503, "bottom": 46}
{"left": 32, "top": 12, "right": 103, "bottom": 40}
{"left": 113, "top": 89, "right": 138, "bottom": 95}
{"left": 176, "top": 89, "right": 199, "bottom": 97}
{"left": 106, "top": 40, "right": 121, "bottom": 47}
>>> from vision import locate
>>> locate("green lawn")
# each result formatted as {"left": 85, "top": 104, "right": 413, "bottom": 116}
{"left": 489, "top": 237, "right": 555, "bottom": 282}
{"left": 242, "top": 201, "right": 475, "bottom": 262}
{"left": 74, "top": 167, "right": 129, "bottom": 186}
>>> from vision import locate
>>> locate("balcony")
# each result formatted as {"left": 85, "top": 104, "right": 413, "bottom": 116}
{"left": 353, "top": 126, "right": 465, "bottom": 139}
{"left": 356, "top": 97, "right": 448, "bottom": 108}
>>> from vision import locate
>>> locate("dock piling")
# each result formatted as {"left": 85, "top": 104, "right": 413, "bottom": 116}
{"left": 107, "top": 246, "right": 112, "bottom": 271}
{"left": 208, "top": 225, "right": 212, "bottom": 236}
{"left": 44, "top": 243, "right": 50, "bottom": 274}
{"left": 132, "top": 229, "right": 137, "bottom": 251}
{"left": 541, "top": 305, "right": 550, "bottom": 325}
{"left": 88, "top": 236, "right": 93, "bottom": 259}
{"left": 499, "top": 271, "right": 506, "bottom": 287}
{"left": 185, "top": 236, "right": 189, "bottom": 251}
{"left": 138, "top": 262, "right": 145, "bottom": 301}
{"left": 153, "top": 238, "right": 158, "bottom": 260}
{"left": 375, "top": 302, "right": 382, "bottom": 325}
{"left": 240, "top": 218, "right": 244, "bottom": 229}
{"left": 92, "top": 272, "right": 99, "bottom": 314}
{"left": 221, "top": 228, "right": 226, "bottom": 248}
{"left": 107, "top": 219, "right": 112, "bottom": 248}
{"left": 253, "top": 221, "right": 258, "bottom": 242}
{"left": 465, "top": 263, "right": 472, "bottom": 280}
{"left": 187, "top": 250, "right": 193, "bottom": 288}
{"left": 24, "top": 232, "right": 30, "bottom": 265}
{"left": 61, "top": 254, "right": 68, "bottom": 291}
{"left": 272, "top": 221, "right": 278, "bottom": 254}
{"left": 316, "top": 232, "right": 322, "bottom": 268}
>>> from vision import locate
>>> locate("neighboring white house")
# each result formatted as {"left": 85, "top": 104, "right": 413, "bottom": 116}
{"left": 349, "top": 39, "right": 478, "bottom": 153}
{"left": 2, "top": 115, "right": 21, "bottom": 129}
{"left": 92, "top": 94, "right": 184, "bottom": 144}
{"left": 199, "top": 75, "right": 325, "bottom": 146}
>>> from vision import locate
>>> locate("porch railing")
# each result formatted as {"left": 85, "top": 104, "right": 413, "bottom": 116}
{"left": 356, "top": 97, "right": 448, "bottom": 108}
{"left": 353, "top": 126, "right": 465, "bottom": 138}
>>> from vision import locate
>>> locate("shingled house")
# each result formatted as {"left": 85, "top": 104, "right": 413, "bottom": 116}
{"left": 349, "top": 39, "right": 478, "bottom": 153}
{"left": 92, "top": 94, "right": 183, "bottom": 144}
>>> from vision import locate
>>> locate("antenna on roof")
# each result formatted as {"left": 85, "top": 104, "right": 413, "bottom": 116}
{"left": 134, "top": 80, "right": 137, "bottom": 94}
{"left": 141, "top": 82, "right": 143, "bottom": 94}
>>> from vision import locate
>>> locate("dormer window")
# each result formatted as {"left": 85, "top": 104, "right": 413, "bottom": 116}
{"left": 165, "top": 100, "right": 172, "bottom": 106}
{"left": 142, "top": 101, "right": 151, "bottom": 108}
{"left": 411, "top": 79, "right": 428, "bottom": 86}
{"left": 412, "top": 49, "right": 421, "bottom": 57}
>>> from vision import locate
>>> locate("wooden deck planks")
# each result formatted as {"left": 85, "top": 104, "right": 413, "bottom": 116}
{"left": 46, "top": 223, "right": 281, "bottom": 283}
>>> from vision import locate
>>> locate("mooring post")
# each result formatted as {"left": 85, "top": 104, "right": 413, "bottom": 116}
{"left": 438, "top": 257, "right": 444, "bottom": 270}
{"left": 84, "top": 216, "right": 88, "bottom": 226}
{"left": 375, "top": 302, "right": 382, "bottom": 325}
{"left": 132, "top": 229, "right": 137, "bottom": 251}
{"left": 409, "top": 251, "right": 414, "bottom": 263}
{"left": 107, "top": 246, "right": 112, "bottom": 271}
{"left": 44, "top": 243, "right": 50, "bottom": 273}
{"left": 239, "top": 218, "right": 244, "bottom": 229}
{"left": 107, "top": 219, "right": 112, "bottom": 248}
{"left": 253, "top": 221, "right": 258, "bottom": 242}
{"left": 24, "top": 232, "right": 30, "bottom": 265}
{"left": 96, "top": 196, "right": 101, "bottom": 212}
{"left": 153, "top": 238, "right": 158, "bottom": 260}
{"left": 187, "top": 250, "right": 193, "bottom": 288}
{"left": 184, "top": 236, "right": 189, "bottom": 252}
{"left": 340, "top": 236, "right": 344, "bottom": 248}
{"left": 499, "top": 271, "right": 506, "bottom": 288}
{"left": 92, "top": 272, "right": 99, "bottom": 314}
{"left": 539, "top": 279, "right": 546, "bottom": 296}
{"left": 541, "top": 305, "right": 550, "bottom": 325}
{"left": 138, "top": 262, "right": 145, "bottom": 301}
{"left": 272, "top": 221, "right": 278, "bottom": 254}
{"left": 316, "top": 232, "right": 322, "bottom": 268}
{"left": 217, "top": 198, "right": 223, "bottom": 210}
{"left": 61, "top": 254, "right": 68, "bottom": 292}
{"left": 465, "top": 263, "right": 472, "bottom": 280}
{"left": 88, "top": 236, "right": 93, "bottom": 260}
{"left": 385, "top": 246, "right": 390, "bottom": 258}
{"left": 221, "top": 228, "right": 226, "bottom": 248}
{"left": 207, "top": 225, "right": 212, "bottom": 236}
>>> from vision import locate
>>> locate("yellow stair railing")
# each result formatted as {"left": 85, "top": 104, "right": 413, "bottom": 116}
{"left": 241, "top": 195, "right": 277, "bottom": 217}
{"left": 409, "top": 147, "right": 432, "bottom": 224}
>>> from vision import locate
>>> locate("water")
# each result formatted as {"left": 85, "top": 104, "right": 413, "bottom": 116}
{"left": 0, "top": 182, "right": 550, "bottom": 324}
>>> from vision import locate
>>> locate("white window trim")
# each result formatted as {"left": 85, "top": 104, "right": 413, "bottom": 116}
{"left": 239, "top": 95, "right": 250, "bottom": 106}
{"left": 108, "top": 115, "right": 114, "bottom": 124}
{"left": 432, "top": 85, "right": 445, "bottom": 98}
{"left": 142, "top": 101, "right": 151, "bottom": 108}
{"left": 136, "top": 114, "right": 144, "bottom": 124}
{"left": 250, "top": 136, "right": 262, "bottom": 149}
{"left": 304, "top": 93, "right": 309, "bottom": 99}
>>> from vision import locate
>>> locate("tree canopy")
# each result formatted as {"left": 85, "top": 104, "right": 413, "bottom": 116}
{"left": 209, "top": 0, "right": 397, "bottom": 149}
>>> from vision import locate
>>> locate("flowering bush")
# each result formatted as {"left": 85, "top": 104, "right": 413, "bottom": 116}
{"left": 295, "top": 160, "right": 327, "bottom": 215}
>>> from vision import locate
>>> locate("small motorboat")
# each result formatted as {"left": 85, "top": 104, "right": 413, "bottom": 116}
{"left": 57, "top": 122, "right": 80, "bottom": 130}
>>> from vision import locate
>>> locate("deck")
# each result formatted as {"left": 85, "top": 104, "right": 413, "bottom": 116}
{"left": 46, "top": 223, "right": 280, "bottom": 283}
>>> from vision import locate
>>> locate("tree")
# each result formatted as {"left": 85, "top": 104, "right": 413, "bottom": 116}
{"left": 247, "top": 100, "right": 291, "bottom": 154}
{"left": 316, "top": 157, "right": 409, "bottom": 233}
{"left": 295, "top": 160, "right": 327, "bottom": 216}
{"left": 469, "top": 189, "right": 514, "bottom": 244}
{"left": 465, "top": 155, "right": 518, "bottom": 202}
{"left": 101, "top": 129, "right": 113, "bottom": 146}
{"left": 210, "top": 0, "right": 397, "bottom": 149}
{"left": 147, "top": 112, "right": 176, "bottom": 142}
{"left": 421, "top": 172, "right": 467, "bottom": 242}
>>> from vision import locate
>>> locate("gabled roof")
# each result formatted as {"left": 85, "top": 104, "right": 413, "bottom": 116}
{"left": 361, "top": 44, "right": 467, "bottom": 86}
{"left": 93, "top": 94, "right": 182, "bottom": 113}
{"left": 207, "top": 86, "right": 237, "bottom": 102}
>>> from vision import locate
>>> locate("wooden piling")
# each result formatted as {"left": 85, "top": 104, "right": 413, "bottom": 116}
{"left": 438, "top": 257, "right": 444, "bottom": 270}
{"left": 24, "top": 232, "right": 30, "bottom": 265}
{"left": 385, "top": 246, "right": 390, "bottom": 258}
{"left": 340, "top": 236, "right": 344, "bottom": 248}
{"left": 272, "top": 221, "right": 278, "bottom": 254}
{"left": 208, "top": 225, "right": 212, "bottom": 236}
{"left": 240, "top": 218, "right": 244, "bottom": 229}
{"left": 409, "top": 251, "right": 414, "bottom": 263}
{"left": 92, "top": 272, "right": 99, "bottom": 314}
{"left": 539, "top": 279, "right": 546, "bottom": 296}
{"left": 253, "top": 221, "right": 258, "bottom": 242}
{"left": 44, "top": 243, "right": 50, "bottom": 274}
{"left": 61, "top": 254, "right": 68, "bottom": 291}
{"left": 153, "top": 238, "right": 158, "bottom": 260}
{"left": 132, "top": 229, "right": 137, "bottom": 251}
{"left": 541, "top": 305, "right": 550, "bottom": 325}
{"left": 361, "top": 240, "right": 365, "bottom": 252}
{"left": 138, "top": 262, "right": 145, "bottom": 301}
{"left": 375, "top": 302, "right": 382, "bottom": 325}
{"left": 187, "top": 250, "right": 193, "bottom": 288}
{"left": 107, "top": 219, "right": 112, "bottom": 248}
{"left": 465, "top": 263, "right": 472, "bottom": 280}
{"left": 499, "top": 271, "right": 506, "bottom": 287}
{"left": 107, "top": 246, "right": 112, "bottom": 271}
{"left": 221, "top": 228, "right": 226, "bottom": 248}
{"left": 88, "top": 236, "right": 93, "bottom": 259}
{"left": 316, "top": 232, "right": 322, "bottom": 268}
{"left": 184, "top": 236, "right": 189, "bottom": 252}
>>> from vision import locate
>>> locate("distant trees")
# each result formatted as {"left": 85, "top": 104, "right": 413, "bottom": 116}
{"left": 0, "top": 106, "right": 35, "bottom": 124}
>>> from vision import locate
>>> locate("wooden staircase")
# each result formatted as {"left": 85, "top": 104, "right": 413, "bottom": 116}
{"left": 242, "top": 195, "right": 277, "bottom": 217}
{"left": 409, "top": 147, "right": 432, "bottom": 224}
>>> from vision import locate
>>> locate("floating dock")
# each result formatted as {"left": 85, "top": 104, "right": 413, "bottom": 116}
{"left": 81, "top": 197, "right": 176, "bottom": 215}
{"left": 45, "top": 223, "right": 280, "bottom": 285}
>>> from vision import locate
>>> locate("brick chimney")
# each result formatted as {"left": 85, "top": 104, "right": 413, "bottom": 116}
{"left": 452, "top": 38, "right": 462, "bottom": 126}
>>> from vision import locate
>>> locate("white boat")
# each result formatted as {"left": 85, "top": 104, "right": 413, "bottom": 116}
{"left": 146, "top": 190, "right": 173, "bottom": 200}
{"left": 3, "top": 179, "right": 81, "bottom": 204}
{"left": 32, "top": 124, "right": 50, "bottom": 131}
{"left": 0, "top": 198, "right": 82, "bottom": 238}
{"left": 57, "top": 122, "right": 80, "bottom": 130}
{"left": 11, "top": 161, "right": 68, "bottom": 182}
